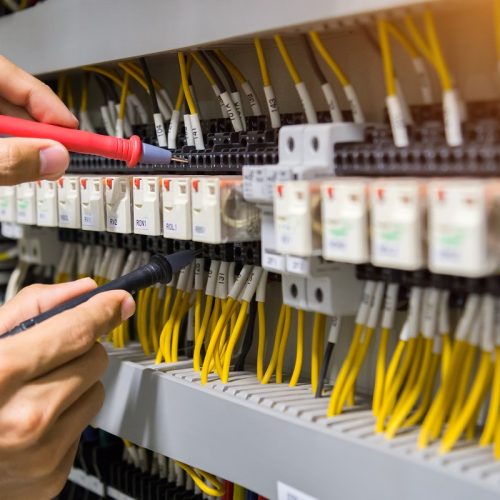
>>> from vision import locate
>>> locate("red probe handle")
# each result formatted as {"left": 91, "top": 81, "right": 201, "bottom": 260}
{"left": 0, "top": 115, "right": 143, "bottom": 167}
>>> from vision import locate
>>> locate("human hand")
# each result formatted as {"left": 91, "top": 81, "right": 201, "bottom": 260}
{"left": 0, "top": 55, "right": 78, "bottom": 186}
{"left": 0, "top": 278, "right": 135, "bottom": 499}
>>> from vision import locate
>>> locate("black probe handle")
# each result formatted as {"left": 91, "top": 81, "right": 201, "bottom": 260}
{"left": 2, "top": 260, "right": 172, "bottom": 338}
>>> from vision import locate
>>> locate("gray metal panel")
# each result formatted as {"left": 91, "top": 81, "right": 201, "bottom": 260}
{"left": 94, "top": 347, "right": 500, "bottom": 500}
{"left": 0, "top": 0, "right": 432, "bottom": 75}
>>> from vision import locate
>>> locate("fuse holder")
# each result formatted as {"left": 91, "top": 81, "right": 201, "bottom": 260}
{"left": 133, "top": 176, "right": 162, "bottom": 236}
{"left": 0, "top": 186, "right": 16, "bottom": 223}
{"left": 105, "top": 176, "right": 132, "bottom": 234}
{"left": 162, "top": 176, "right": 192, "bottom": 240}
{"left": 16, "top": 182, "right": 37, "bottom": 225}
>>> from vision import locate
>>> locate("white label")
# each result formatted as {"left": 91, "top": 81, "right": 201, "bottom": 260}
{"left": 443, "top": 89, "right": 463, "bottom": 147}
{"left": 135, "top": 217, "right": 148, "bottom": 230}
{"left": 344, "top": 84, "right": 365, "bottom": 124}
{"left": 82, "top": 213, "right": 93, "bottom": 227}
{"left": 277, "top": 482, "right": 318, "bottom": 500}
{"left": 264, "top": 85, "right": 281, "bottom": 128}
{"left": 295, "top": 82, "right": 317, "bottom": 124}
{"left": 386, "top": 95, "right": 409, "bottom": 147}
{"left": 59, "top": 212, "right": 69, "bottom": 224}
{"left": 321, "top": 82, "right": 343, "bottom": 122}
{"left": 241, "top": 81, "right": 262, "bottom": 115}
{"left": 412, "top": 57, "right": 433, "bottom": 104}
{"left": 108, "top": 216, "right": 119, "bottom": 228}
{"left": 154, "top": 112, "right": 167, "bottom": 147}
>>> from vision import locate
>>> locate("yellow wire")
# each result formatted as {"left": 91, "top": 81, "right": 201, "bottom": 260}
{"left": 423, "top": 9, "right": 453, "bottom": 91}
{"left": 161, "top": 286, "right": 173, "bottom": 328}
{"left": 261, "top": 304, "right": 286, "bottom": 384}
{"left": 308, "top": 31, "right": 349, "bottom": 87}
{"left": 174, "top": 461, "right": 224, "bottom": 497}
{"left": 214, "top": 49, "right": 246, "bottom": 85}
{"left": 404, "top": 352, "right": 440, "bottom": 427}
{"left": 157, "top": 290, "right": 183, "bottom": 363}
{"left": 418, "top": 339, "right": 469, "bottom": 448}
{"left": 377, "top": 19, "right": 397, "bottom": 96}
{"left": 80, "top": 74, "right": 90, "bottom": 113}
{"left": 125, "top": 61, "right": 164, "bottom": 91}
{"left": 391, "top": 336, "right": 424, "bottom": 416}
{"left": 164, "top": 291, "right": 186, "bottom": 363}
{"left": 480, "top": 347, "right": 500, "bottom": 445}
{"left": 118, "top": 62, "right": 150, "bottom": 93}
{"left": 385, "top": 338, "right": 433, "bottom": 438}
{"left": 194, "top": 290, "right": 203, "bottom": 348}
{"left": 311, "top": 312, "right": 327, "bottom": 395}
{"left": 376, "top": 337, "right": 417, "bottom": 433}
{"left": 254, "top": 38, "right": 271, "bottom": 87}
{"left": 276, "top": 306, "right": 293, "bottom": 384}
{"left": 495, "top": 419, "right": 500, "bottom": 459}
{"left": 118, "top": 72, "right": 130, "bottom": 120}
{"left": 82, "top": 66, "right": 124, "bottom": 89}
{"left": 386, "top": 21, "right": 419, "bottom": 58}
{"left": 174, "top": 55, "right": 194, "bottom": 111}
{"left": 448, "top": 343, "right": 478, "bottom": 425}
{"left": 193, "top": 295, "right": 214, "bottom": 371}
{"left": 57, "top": 73, "right": 67, "bottom": 100}
{"left": 404, "top": 15, "right": 437, "bottom": 65}
{"left": 289, "top": 309, "right": 305, "bottom": 387}
{"left": 149, "top": 286, "right": 161, "bottom": 353}
{"left": 256, "top": 302, "right": 266, "bottom": 381}
{"left": 373, "top": 327, "right": 391, "bottom": 416}
{"left": 274, "top": 35, "right": 302, "bottom": 85}
{"left": 441, "top": 332, "right": 452, "bottom": 379}
{"left": 171, "top": 293, "right": 191, "bottom": 362}
{"left": 178, "top": 52, "right": 197, "bottom": 114}
{"left": 233, "top": 484, "right": 245, "bottom": 500}
{"left": 191, "top": 51, "right": 217, "bottom": 86}
{"left": 327, "top": 322, "right": 364, "bottom": 416}
{"left": 334, "top": 327, "right": 376, "bottom": 415}
{"left": 440, "top": 351, "right": 493, "bottom": 453}
{"left": 221, "top": 301, "right": 250, "bottom": 382}
{"left": 201, "top": 298, "right": 236, "bottom": 384}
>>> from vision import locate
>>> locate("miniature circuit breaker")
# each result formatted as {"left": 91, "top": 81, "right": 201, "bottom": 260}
{"left": 321, "top": 178, "right": 370, "bottom": 264}
{"left": 80, "top": 175, "right": 106, "bottom": 232}
{"left": 191, "top": 176, "right": 260, "bottom": 244}
{"left": 132, "top": 176, "right": 162, "bottom": 236}
{"left": 16, "top": 182, "right": 37, "bottom": 225}
{"left": 0, "top": 186, "right": 16, "bottom": 223}
{"left": 274, "top": 180, "right": 322, "bottom": 256}
{"left": 162, "top": 176, "right": 192, "bottom": 240}
{"left": 428, "top": 178, "right": 500, "bottom": 277}
{"left": 370, "top": 178, "right": 426, "bottom": 270}
{"left": 57, "top": 176, "right": 81, "bottom": 229}
{"left": 36, "top": 180, "right": 58, "bottom": 227}
{"left": 105, "top": 176, "right": 132, "bottom": 234}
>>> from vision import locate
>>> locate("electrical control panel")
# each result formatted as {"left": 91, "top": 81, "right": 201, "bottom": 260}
{"left": 3, "top": 2, "right": 500, "bottom": 499}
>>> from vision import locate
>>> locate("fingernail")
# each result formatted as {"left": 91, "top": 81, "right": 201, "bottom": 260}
{"left": 121, "top": 295, "right": 136, "bottom": 321}
{"left": 39, "top": 145, "right": 69, "bottom": 177}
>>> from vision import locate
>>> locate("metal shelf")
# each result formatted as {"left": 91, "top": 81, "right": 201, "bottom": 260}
{"left": 0, "top": 0, "right": 432, "bottom": 76}
{"left": 93, "top": 344, "right": 500, "bottom": 500}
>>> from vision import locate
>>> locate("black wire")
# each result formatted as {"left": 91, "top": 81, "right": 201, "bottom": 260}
{"left": 206, "top": 50, "right": 238, "bottom": 93}
{"left": 315, "top": 341, "right": 335, "bottom": 398}
{"left": 139, "top": 56, "right": 161, "bottom": 115}
{"left": 199, "top": 51, "right": 226, "bottom": 92}
{"left": 233, "top": 299, "right": 257, "bottom": 371}
{"left": 303, "top": 35, "right": 327, "bottom": 85}
{"left": 93, "top": 75, "right": 109, "bottom": 104}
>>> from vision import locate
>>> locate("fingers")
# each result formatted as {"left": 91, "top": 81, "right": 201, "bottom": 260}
{"left": 0, "top": 137, "right": 70, "bottom": 185}
{"left": 0, "top": 290, "right": 135, "bottom": 381}
{"left": 0, "top": 278, "right": 97, "bottom": 333}
{"left": 0, "top": 96, "right": 32, "bottom": 121}
{"left": 0, "top": 55, "right": 78, "bottom": 128}
{"left": 28, "top": 343, "right": 108, "bottom": 427}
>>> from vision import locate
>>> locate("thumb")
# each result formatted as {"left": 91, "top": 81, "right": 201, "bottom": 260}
{"left": 0, "top": 137, "right": 69, "bottom": 185}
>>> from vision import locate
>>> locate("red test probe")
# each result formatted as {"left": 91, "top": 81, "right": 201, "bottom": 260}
{"left": 0, "top": 114, "right": 186, "bottom": 167}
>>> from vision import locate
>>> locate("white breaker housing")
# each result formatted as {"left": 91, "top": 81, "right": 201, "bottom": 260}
{"left": 16, "top": 182, "right": 37, "bottom": 225}
{"left": 428, "top": 178, "right": 500, "bottom": 277}
{"left": 191, "top": 176, "right": 260, "bottom": 244}
{"left": 80, "top": 175, "right": 106, "bottom": 232}
{"left": 105, "top": 176, "right": 132, "bottom": 234}
{"left": 162, "top": 176, "right": 192, "bottom": 240}
{"left": 0, "top": 186, "right": 16, "bottom": 223}
{"left": 36, "top": 180, "right": 58, "bottom": 227}
{"left": 58, "top": 176, "right": 81, "bottom": 229}
{"left": 133, "top": 176, "right": 162, "bottom": 236}
{"left": 321, "top": 177, "right": 370, "bottom": 264}
{"left": 370, "top": 178, "right": 426, "bottom": 270}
